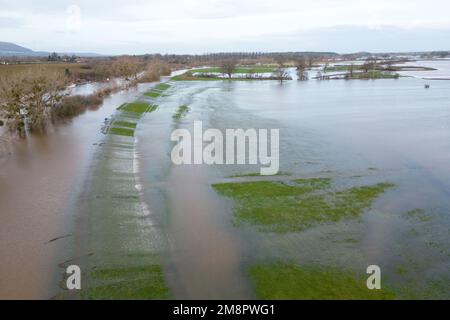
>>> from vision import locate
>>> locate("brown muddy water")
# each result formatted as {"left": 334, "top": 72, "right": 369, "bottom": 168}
{"left": 0, "top": 82, "right": 153, "bottom": 299}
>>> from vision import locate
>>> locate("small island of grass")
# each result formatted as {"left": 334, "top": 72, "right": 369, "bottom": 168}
{"left": 249, "top": 262, "right": 395, "bottom": 300}
{"left": 212, "top": 178, "right": 394, "bottom": 232}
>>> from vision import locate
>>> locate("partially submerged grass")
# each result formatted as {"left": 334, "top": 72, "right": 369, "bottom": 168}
{"left": 144, "top": 83, "right": 171, "bottom": 98}
{"left": 347, "top": 70, "right": 399, "bottom": 79}
{"left": 113, "top": 121, "right": 137, "bottom": 129}
{"left": 82, "top": 265, "right": 170, "bottom": 299}
{"left": 404, "top": 208, "right": 432, "bottom": 222}
{"left": 154, "top": 83, "right": 171, "bottom": 91}
{"left": 249, "top": 262, "right": 395, "bottom": 299}
{"left": 117, "top": 102, "right": 151, "bottom": 114}
{"left": 228, "top": 171, "right": 292, "bottom": 178}
{"left": 172, "top": 73, "right": 283, "bottom": 81}
{"left": 109, "top": 127, "right": 134, "bottom": 137}
{"left": 144, "top": 91, "right": 161, "bottom": 98}
{"left": 173, "top": 105, "right": 190, "bottom": 120}
{"left": 212, "top": 178, "right": 394, "bottom": 232}
{"left": 191, "top": 67, "right": 277, "bottom": 74}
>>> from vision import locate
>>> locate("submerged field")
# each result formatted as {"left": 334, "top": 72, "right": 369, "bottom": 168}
{"left": 56, "top": 69, "right": 450, "bottom": 300}
{"left": 213, "top": 178, "right": 394, "bottom": 232}
{"left": 133, "top": 75, "right": 450, "bottom": 299}
{"left": 58, "top": 82, "right": 173, "bottom": 299}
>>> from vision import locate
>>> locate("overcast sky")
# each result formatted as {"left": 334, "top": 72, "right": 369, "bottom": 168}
{"left": 1, "top": 0, "right": 450, "bottom": 54}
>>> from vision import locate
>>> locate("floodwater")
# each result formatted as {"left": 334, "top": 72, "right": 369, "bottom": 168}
{"left": 67, "top": 78, "right": 126, "bottom": 96}
{"left": 397, "top": 59, "right": 450, "bottom": 79}
{"left": 1, "top": 62, "right": 449, "bottom": 298}
{"left": 137, "top": 66, "right": 450, "bottom": 298}
{"left": 0, "top": 82, "right": 153, "bottom": 299}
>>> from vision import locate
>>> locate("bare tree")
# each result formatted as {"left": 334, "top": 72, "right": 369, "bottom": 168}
{"left": 362, "top": 57, "right": 377, "bottom": 73}
{"left": 316, "top": 70, "right": 324, "bottom": 80}
{"left": 349, "top": 63, "right": 355, "bottom": 76}
{"left": 113, "top": 57, "right": 141, "bottom": 80}
{"left": 307, "top": 56, "right": 315, "bottom": 68}
{"left": 296, "top": 58, "right": 309, "bottom": 81}
{"left": 220, "top": 59, "right": 238, "bottom": 79}
{"left": 274, "top": 62, "right": 289, "bottom": 84}
{"left": 0, "top": 68, "right": 67, "bottom": 135}
{"left": 141, "top": 58, "right": 172, "bottom": 82}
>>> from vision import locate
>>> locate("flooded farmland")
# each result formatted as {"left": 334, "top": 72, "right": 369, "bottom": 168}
{"left": 0, "top": 82, "right": 156, "bottom": 298}
{"left": 137, "top": 69, "right": 450, "bottom": 298}
{"left": 1, "top": 63, "right": 449, "bottom": 299}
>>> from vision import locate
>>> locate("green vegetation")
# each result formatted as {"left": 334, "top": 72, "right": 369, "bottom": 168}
{"left": 109, "top": 127, "right": 134, "bottom": 137}
{"left": 249, "top": 262, "right": 395, "bottom": 300}
{"left": 172, "top": 73, "right": 250, "bottom": 81}
{"left": 346, "top": 71, "right": 399, "bottom": 79}
{"left": 228, "top": 171, "right": 292, "bottom": 178}
{"left": 212, "top": 178, "right": 394, "bottom": 232}
{"left": 154, "top": 83, "right": 171, "bottom": 91}
{"left": 322, "top": 65, "right": 400, "bottom": 79}
{"left": 191, "top": 67, "right": 276, "bottom": 74}
{"left": 144, "top": 83, "right": 171, "bottom": 98}
{"left": 82, "top": 265, "right": 170, "bottom": 299}
{"left": 117, "top": 102, "right": 154, "bottom": 114}
{"left": 70, "top": 89, "right": 170, "bottom": 299}
{"left": 173, "top": 105, "right": 190, "bottom": 120}
{"left": 405, "top": 208, "right": 432, "bottom": 222}
{"left": 113, "top": 121, "right": 137, "bottom": 129}
{"left": 395, "top": 266, "right": 409, "bottom": 275}
{"left": 324, "top": 65, "right": 360, "bottom": 72}
{"left": 171, "top": 70, "right": 287, "bottom": 82}
{"left": 145, "top": 91, "right": 161, "bottom": 98}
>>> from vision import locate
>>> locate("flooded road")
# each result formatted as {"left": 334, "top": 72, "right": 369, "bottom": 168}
{"left": 0, "top": 82, "right": 153, "bottom": 299}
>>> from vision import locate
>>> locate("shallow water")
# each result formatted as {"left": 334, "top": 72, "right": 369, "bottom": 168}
{"left": 0, "top": 82, "right": 153, "bottom": 298}
{"left": 138, "top": 69, "right": 450, "bottom": 297}
{"left": 1, "top": 66, "right": 449, "bottom": 298}
{"left": 397, "top": 59, "right": 450, "bottom": 79}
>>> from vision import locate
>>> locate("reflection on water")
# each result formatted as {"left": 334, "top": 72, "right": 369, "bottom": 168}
{"left": 138, "top": 66, "right": 450, "bottom": 297}
{"left": 2, "top": 61, "right": 449, "bottom": 298}
{"left": 0, "top": 82, "right": 153, "bottom": 299}
{"left": 67, "top": 78, "right": 126, "bottom": 96}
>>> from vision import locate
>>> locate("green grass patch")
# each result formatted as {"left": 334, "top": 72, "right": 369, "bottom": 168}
{"left": 173, "top": 105, "right": 190, "bottom": 120}
{"left": 324, "top": 65, "right": 355, "bottom": 72}
{"left": 148, "top": 104, "right": 158, "bottom": 112}
{"left": 83, "top": 265, "right": 170, "bottom": 299}
{"left": 191, "top": 67, "right": 276, "bottom": 74}
{"left": 109, "top": 127, "right": 134, "bottom": 137}
{"left": 154, "top": 83, "right": 171, "bottom": 91}
{"left": 348, "top": 70, "right": 399, "bottom": 79}
{"left": 229, "top": 171, "right": 292, "bottom": 178}
{"left": 144, "top": 91, "right": 162, "bottom": 98}
{"left": 143, "top": 83, "right": 171, "bottom": 98}
{"left": 117, "top": 102, "right": 150, "bottom": 114}
{"left": 249, "top": 262, "right": 395, "bottom": 299}
{"left": 212, "top": 179, "right": 394, "bottom": 232}
{"left": 171, "top": 73, "right": 278, "bottom": 82}
{"left": 113, "top": 121, "right": 137, "bottom": 129}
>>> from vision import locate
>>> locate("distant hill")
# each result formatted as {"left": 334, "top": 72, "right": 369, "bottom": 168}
{"left": 0, "top": 41, "right": 101, "bottom": 57}
{"left": 0, "top": 41, "right": 34, "bottom": 55}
